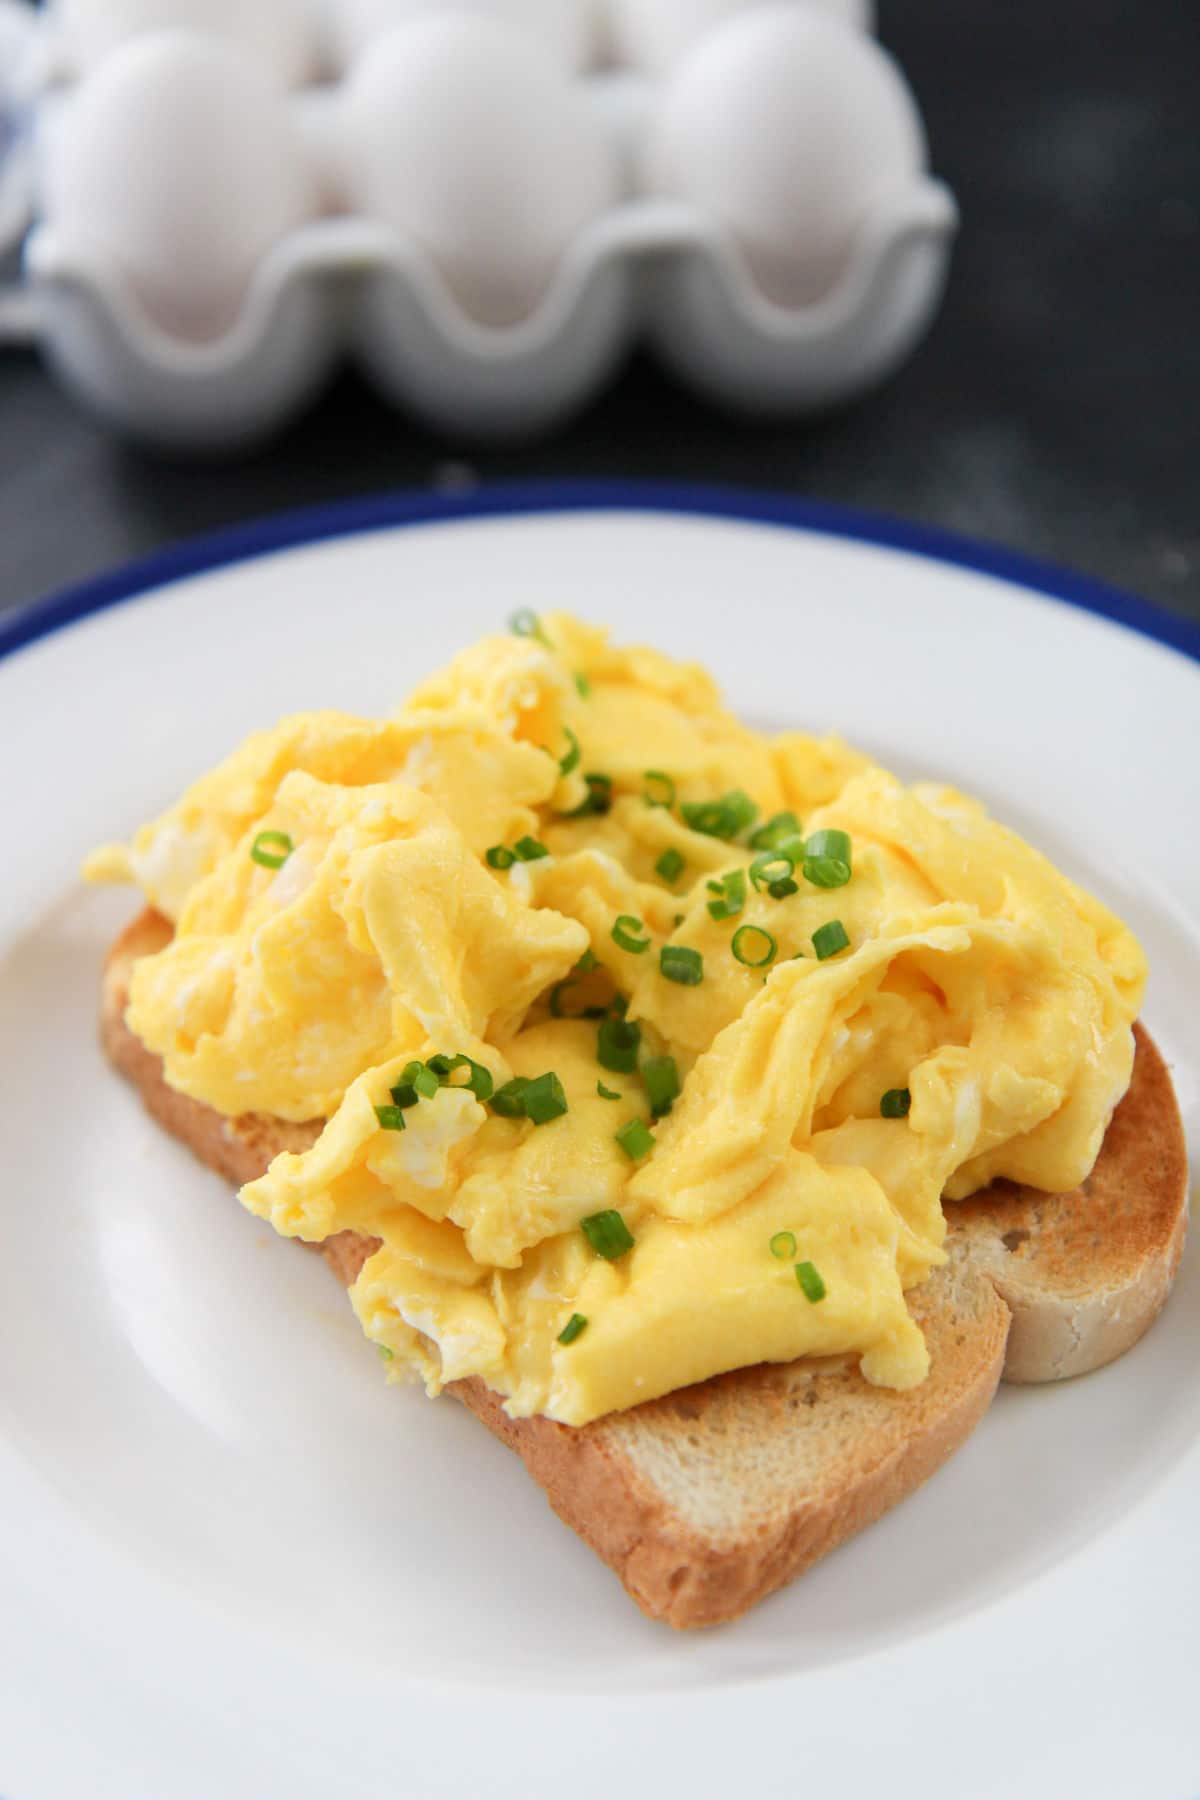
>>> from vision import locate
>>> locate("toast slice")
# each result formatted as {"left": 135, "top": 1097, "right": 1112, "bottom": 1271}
{"left": 100, "top": 909, "right": 1188, "bottom": 1628}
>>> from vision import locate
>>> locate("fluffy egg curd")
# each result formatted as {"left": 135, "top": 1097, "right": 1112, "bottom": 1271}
{"left": 86, "top": 613, "right": 1147, "bottom": 1426}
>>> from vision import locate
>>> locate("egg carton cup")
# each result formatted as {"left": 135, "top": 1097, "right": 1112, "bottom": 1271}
{"left": 0, "top": 5, "right": 958, "bottom": 449}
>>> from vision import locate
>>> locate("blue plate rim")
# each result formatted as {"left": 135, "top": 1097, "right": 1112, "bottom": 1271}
{"left": 2, "top": 477, "right": 1197, "bottom": 669}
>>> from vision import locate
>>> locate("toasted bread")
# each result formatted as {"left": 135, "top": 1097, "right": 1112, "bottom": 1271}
{"left": 100, "top": 909, "right": 1188, "bottom": 1628}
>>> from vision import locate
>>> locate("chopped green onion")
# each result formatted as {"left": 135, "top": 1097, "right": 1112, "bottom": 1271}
{"left": 510, "top": 609, "right": 550, "bottom": 646}
{"left": 250, "top": 830, "right": 293, "bottom": 870}
{"left": 374, "top": 1104, "right": 406, "bottom": 1132}
{"left": 377, "top": 1344, "right": 394, "bottom": 1360}
{"left": 881, "top": 1087, "right": 912, "bottom": 1118}
{"left": 558, "top": 726, "right": 582, "bottom": 777}
{"left": 486, "top": 845, "right": 516, "bottom": 870}
{"left": 660, "top": 945, "right": 704, "bottom": 986}
{"left": 805, "top": 829, "right": 852, "bottom": 866}
{"left": 576, "top": 949, "right": 597, "bottom": 972}
{"left": 768, "top": 877, "right": 799, "bottom": 899}
{"left": 644, "top": 770, "right": 676, "bottom": 809}
{"left": 641, "top": 1055, "right": 680, "bottom": 1117}
{"left": 612, "top": 914, "right": 651, "bottom": 955}
{"left": 574, "top": 672, "right": 591, "bottom": 698}
{"left": 514, "top": 836, "right": 549, "bottom": 862}
{"left": 749, "top": 851, "right": 796, "bottom": 893}
{"left": 615, "top": 1119, "right": 656, "bottom": 1161}
{"left": 598, "top": 1016, "right": 641, "bottom": 1073}
{"left": 557, "top": 1313, "right": 588, "bottom": 1346}
{"left": 813, "top": 920, "right": 850, "bottom": 960}
{"left": 426, "top": 1053, "right": 494, "bottom": 1101}
{"left": 803, "top": 831, "right": 852, "bottom": 887}
{"left": 391, "top": 1060, "right": 439, "bottom": 1107}
{"left": 706, "top": 868, "right": 747, "bottom": 921}
{"left": 803, "top": 855, "right": 851, "bottom": 890}
{"left": 562, "top": 773, "right": 612, "bottom": 818}
{"left": 770, "top": 1230, "right": 797, "bottom": 1260}
{"left": 655, "top": 848, "right": 686, "bottom": 886}
{"left": 731, "top": 924, "right": 777, "bottom": 968}
{"left": 581, "top": 1208, "right": 635, "bottom": 1259}
{"left": 749, "top": 811, "right": 801, "bottom": 852}
{"left": 681, "top": 789, "right": 759, "bottom": 842}
{"left": 795, "top": 1261, "right": 827, "bottom": 1303}
{"left": 597, "top": 1081, "right": 621, "bottom": 1100}
{"left": 522, "top": 1071, "right": 569, "bottom": 1125}
{"left": 490, "top": 1077, "right": 531, "bottom": 1118}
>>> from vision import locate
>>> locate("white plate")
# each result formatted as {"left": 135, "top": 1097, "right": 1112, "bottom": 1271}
{"left": 1, "top": 486, "right": 1197, "bottom": 1800}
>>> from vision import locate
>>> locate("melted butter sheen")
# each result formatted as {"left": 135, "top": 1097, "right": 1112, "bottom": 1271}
{"left": 88, "top": 613, "right": 1146, "bottom": 1425}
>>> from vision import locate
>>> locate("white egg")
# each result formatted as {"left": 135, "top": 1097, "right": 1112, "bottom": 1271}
{"left": 607, "top": 0, "right": 874, "bottom": 74}
{"left": 642, "top": 5, "right": 926, "bottom": 309}
{"left": 344, "top": 17, "right": 619, "bottom": 327}
{"left": 51, "top": 0, "right": 321, "bottom": 86}
{"left": 328, "top": 0, "right": 598, "bottom": 74}
{"left": 42, "top": 34, "right": 316, "bottom": 341}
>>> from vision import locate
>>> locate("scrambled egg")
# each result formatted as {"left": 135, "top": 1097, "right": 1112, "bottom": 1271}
{"left": 87, "top": 614, "right": 1146, "bottom": 1426}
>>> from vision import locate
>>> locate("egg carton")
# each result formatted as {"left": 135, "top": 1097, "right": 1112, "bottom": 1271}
{"left": 0, "top": 0, "right": 958, "bottom": 450}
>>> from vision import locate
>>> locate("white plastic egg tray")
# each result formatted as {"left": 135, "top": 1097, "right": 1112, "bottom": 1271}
{"left": 0, "top": 0, "right": 957, "bottom": 450}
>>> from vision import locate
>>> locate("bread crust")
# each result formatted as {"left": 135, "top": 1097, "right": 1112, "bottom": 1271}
{"left": 99, "top": 909, "right": 1188, "bottom": 1627}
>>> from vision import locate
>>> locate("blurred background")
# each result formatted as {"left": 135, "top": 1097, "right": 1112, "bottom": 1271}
{"left": 0, "top": 0, "right": 1197, "bottom": 623}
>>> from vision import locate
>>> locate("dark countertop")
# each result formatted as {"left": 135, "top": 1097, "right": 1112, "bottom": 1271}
{"left": 2, "top": 0, "right": 1197, "bottom": 625}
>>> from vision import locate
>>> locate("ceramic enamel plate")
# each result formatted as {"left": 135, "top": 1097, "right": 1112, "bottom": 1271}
{"left": 1, "top": 486, "right": 1197, "bottom": 1800}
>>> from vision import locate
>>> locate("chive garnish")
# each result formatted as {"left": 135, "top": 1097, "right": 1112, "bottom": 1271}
{"left": 749, "top": 851, "right": 796, "bottom": 893}
{"left": 490, "top": 1078, "right": 530, "bottom": 1117}
{"left": 558, "top": 1313, "right": 588, "bottom": 1346}
{"left": 377, "top": 1344, "right": 394, "bottom": 1360}
{"left": 562, "top": 773, "right": 613, "bottom": 818}
{"left": 732, "top": 924, "right": 777, "bottom": 968}
{"left": 641, "top": 1055, "right": 680, "bottom": 1117}
{"left": 557, "top": 726, "right": 582, "bottom": 777}
{"left": 490, "top": 1073, "right": 566, "bottom": 1123}
{"left": 804, "top": 855, "right": 851, "bottom": 890}
{"left": 574, "top": 672, "right": 591, "bottom": 697}
{"left": 681, "top": 789, "right": 758, "bottom": 842}
{"left": 510, "top": 609, "right": 550, "bottom": 646}
{"left": 581, "top": 1209, "right": 636, "bottom": 1259}
{"left": 615, "top": 1119, "right": 656, "bottom": 1161}
{"left": 597, "top": 1016, "right": 641, "bottom": 1072}
{"left": 644, "top": 770, "right": 676, "bottom": 809}
{"left": 251, "top": 830, "right": 293, "bottom": 870}
{"left": 805, "top": 829, "right": 851, "bottom": 864}
{"left": 597, "top": 1081, "right": 621, "bottom": 1100}
{"left": 706, "top": 868, "right": 746, "bottom": 921}
{"left": 486, "top": 845, "right": 516, "bottom": 870}
{"left": 795, "top": 1261, "right": 827, "bottom": 1302}
{"left": 655, "top": 848, "right": 686, "bottom": 886}
{"left": 514, "top": 836, "right": 549, "bottom": 862}
{"left": 660, "top": 945, "right": 704, "bottom": 986}
{"left": 770, "top": 1230, "right": 797, "bottom": 1260}
{"left": 427, "top": 1053, "right": 494, "bottom": 1101}
{"left": 521, "top": 1071, "right": 569, "bottom": 1124}
{"left": 374, "top": 1104, "right": 406, "bottom": 1132}
{"left": 749, "top": 811, "right": 801, "bottom": 852}
{"left": 813, "top": 920, "right": 850, "bottom": 960}
{"left": 880, "top": 1087, "right": 912, "bottom": 1118}
{"left": 612, "top": 915, "right": 651, "bottom": 955}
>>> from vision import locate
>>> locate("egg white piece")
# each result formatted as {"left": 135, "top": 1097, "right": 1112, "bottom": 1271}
{"left": 327, "top": 0, "right": 598, "bottom": 74}
{"left": 51, "top": 0, "right": 321, "bottom": 86}
{"left": 606, "top": 0, "right": 874, "bottom": 74}
{"left": 344, "top": 16, "right": 619, "bottom": 327}
{"left": 42, "top": 33, "right": 316, "bottom": 342}
{"left": 641, "top": 4, "right": 926, "bottom": 309}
